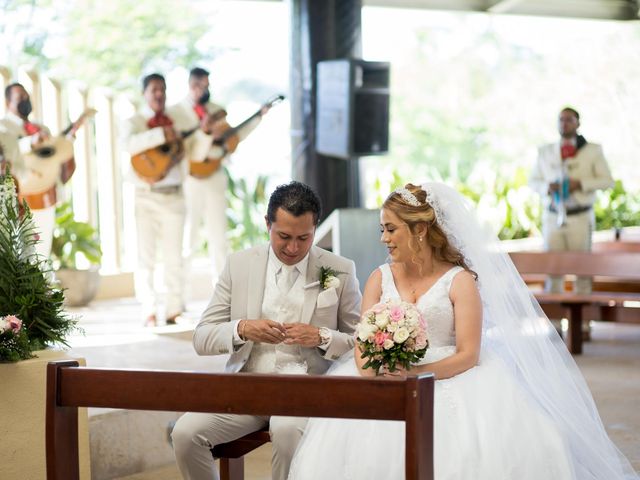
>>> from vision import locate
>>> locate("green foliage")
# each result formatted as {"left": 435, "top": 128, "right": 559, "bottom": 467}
{"left": 594, "top": 180, "right": 640, "bottom": 231}
{"left": 51, "top": 201, "right": 102, "bottom": 270}
{"left": 225, "top": 169, "right": 269, "bottom": 251}
{"left": 0, "top": 0, "right": 55, "bottom": 70}
{"left": 54, "top": 0, "right": 210, "bottom": 92}
{"left": 457, "top": 167, "right": 542, "bottom": 240}
{"left": 0, "top": 174, "right": 77, "bottom": 362}
{"left": 360, "top": 342, "right": 428, "bottom": 376}
{"left": 0, "top": 329, "right": 32, "bottom": 362}
{"left": 371, "top": 167, "right": 542, "bottom": 240}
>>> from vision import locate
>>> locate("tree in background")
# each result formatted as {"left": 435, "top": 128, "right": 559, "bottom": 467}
{"left": 363, "top": 11, "right": 640, "bottom": 240}
{"left": 0, "top": 0, "right": 55, "bottom": 71}
{"left": 55, "top": 0, "right": 211, "bottom": 92}
{"left": 0, "top": 0, "right": 212, "bottom": 93}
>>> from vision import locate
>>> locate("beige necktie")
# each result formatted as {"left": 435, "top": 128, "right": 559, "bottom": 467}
{"left": 279, "top": 265, "right": 297, "bottom": 294}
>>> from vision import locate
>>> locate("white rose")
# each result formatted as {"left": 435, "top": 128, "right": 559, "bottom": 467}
{"left": 374, "top": 311, "right": 390, "bottom": 329}
{"left": 383, "top": 338, "right": 395, "bottom": 350}
{"left": 357, "top": 322, "right": 378, "bottom": 342}
{"left": 387, "top": 322, "right": 398, "bottom": 333}
{"left": 0, "top": 318, "right": 8, "bottom": 332}
{"left": 324, "top": 275, "right": 340, "bottom": 289}
{"left": 393, "top": 327, "right": 410, "bottom": 344}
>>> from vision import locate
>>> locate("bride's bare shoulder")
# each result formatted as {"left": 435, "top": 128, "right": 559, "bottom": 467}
{"left": 361, "top": 268, "right": 384, "bottom": 311}
{"left": 365, "top": 267, "right": 383, "bottom": 288}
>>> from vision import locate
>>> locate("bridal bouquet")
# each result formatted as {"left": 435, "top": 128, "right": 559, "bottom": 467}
{"left": 356, "top": 300, "right": 428, "bottom": 375}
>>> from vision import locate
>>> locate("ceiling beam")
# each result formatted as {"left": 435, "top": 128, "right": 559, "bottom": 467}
{"left": 486, "top": 0, "right": 527, "bottom": 14}
{"left": 361, "top": 0, "right": 640, "bottom": 20}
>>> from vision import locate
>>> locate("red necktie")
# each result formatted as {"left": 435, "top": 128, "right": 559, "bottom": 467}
{"left": 193, "top": 104, "right": 207, "bottom": 120}
{"left": 147, "top": 113, "right": 173, "bottom": 128}
{"left": 24, "top": 121, "right": 40, "bottom": 135}
{"left": 560, "top": 144, "right": 576, "bottom": 160}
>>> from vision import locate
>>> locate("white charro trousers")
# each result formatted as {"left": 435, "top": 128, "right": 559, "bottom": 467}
{"left": 543, "top": 209, "right": 593, "bottom": 294}
{"left": 134, "top": 188, "right": 185, "bottom": 318}
{"left": 183, "top": 169, "right": 228, "bottom": 282}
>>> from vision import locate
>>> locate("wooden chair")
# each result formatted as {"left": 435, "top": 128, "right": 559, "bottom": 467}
{"left": 211, "top": 427, "right": 270, "bottom": 480}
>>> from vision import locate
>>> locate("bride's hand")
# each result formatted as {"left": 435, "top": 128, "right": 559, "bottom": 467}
{"left": 380, "top": 365, "right": 410, "bottom": 378}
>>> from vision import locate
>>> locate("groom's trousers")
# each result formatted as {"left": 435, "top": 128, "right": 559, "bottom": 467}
{"left": 172, "top": 412, "right": 308, "bottom": 480}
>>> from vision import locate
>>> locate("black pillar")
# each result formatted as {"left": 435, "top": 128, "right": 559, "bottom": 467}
{"left": 289, "top": 0, "right": 362, "bottom": 221}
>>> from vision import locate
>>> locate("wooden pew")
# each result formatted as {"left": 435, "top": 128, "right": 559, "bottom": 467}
{"left": 509, "top": 251, "right": 640, "bottom": 354}
{"left": 46, "top": 361, "right": 435, "bottom": 480}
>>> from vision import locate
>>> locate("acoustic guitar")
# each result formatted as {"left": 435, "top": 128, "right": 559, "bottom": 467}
{"left": 130, "top": 110, "right": 227, "bottom": 184}
{"left": 189, "top": 94, "right": 285, "bottom": 179}
{"left": 19, "top": 108, "right": 96, "bottom": 210}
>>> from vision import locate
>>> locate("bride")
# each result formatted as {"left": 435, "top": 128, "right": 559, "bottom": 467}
{"left": 288, "top": 182, "right": 637, "bottom": 480}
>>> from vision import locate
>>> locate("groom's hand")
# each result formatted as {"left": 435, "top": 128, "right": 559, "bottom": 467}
{"left": 283, "top": 323, "right": 321, "bottom": 347}
{"left": 242, "top": 319, "right": 287, "bottom": 344}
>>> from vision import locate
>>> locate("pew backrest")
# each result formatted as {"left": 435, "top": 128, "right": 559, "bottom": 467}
{"left": 46, "top": 361, "right": 435, "bottom": 480}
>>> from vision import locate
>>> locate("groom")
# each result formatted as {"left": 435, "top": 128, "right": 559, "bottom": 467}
{"left": 171, "top": 181, "right": 362, "bottom": 480}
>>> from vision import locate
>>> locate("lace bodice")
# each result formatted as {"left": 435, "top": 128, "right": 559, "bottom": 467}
{"left": 379, "top": 264, "right": 463, "bottom": 349}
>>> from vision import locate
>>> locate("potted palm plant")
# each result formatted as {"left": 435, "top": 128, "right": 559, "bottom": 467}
{"left": 51, "top": 201, "right": 102, "bottom": 306}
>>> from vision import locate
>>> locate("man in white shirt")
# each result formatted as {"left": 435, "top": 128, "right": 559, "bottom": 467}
{"left": 120, "top": 73, "right": 209, "bottom": 326}
{"left": 171, "top": 181, "right": 362, "bottom": 480}
{"left": 0, "top": 83, "right": 54, "bottom": 257}
{"left": 530, "top": 107, "right": 614, "bottom": 294}
{"left": 172, "top": 67, "right": 266, "bottom": 284}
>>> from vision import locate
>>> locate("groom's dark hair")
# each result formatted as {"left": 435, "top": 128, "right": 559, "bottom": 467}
{"left": 267, "top": 181, "right": 322, "bottom": 225}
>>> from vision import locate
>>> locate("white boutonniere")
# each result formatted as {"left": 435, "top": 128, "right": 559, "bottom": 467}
{"left": 319, "top": 266, "right": 344, "bottom": 290}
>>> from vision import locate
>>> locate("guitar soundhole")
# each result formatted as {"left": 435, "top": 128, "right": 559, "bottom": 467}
{"left": 160, "top": 144, "right": 171, "bottom": 153}
{"left": 37, "top": 147, "right": 55, "bottom": 158}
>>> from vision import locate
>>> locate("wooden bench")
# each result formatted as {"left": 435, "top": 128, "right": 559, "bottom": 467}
{"left": 509, "top": 251, "right": 640, "bottom": 354}
{"left": 46, "top": 361, "right": 435, "bottom": 480}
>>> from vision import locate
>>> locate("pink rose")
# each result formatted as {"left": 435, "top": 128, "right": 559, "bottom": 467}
{"left": 389, "top": 306, "right": 404, "bottom": 322}
{"left": 374, "top": 331, "right": 390, "bottom": 347}
{"left": 5, "top": 315, "right": 22, "bottom": 333}
{"left": 415, "top": 332, "right": 428, "bottom": 349}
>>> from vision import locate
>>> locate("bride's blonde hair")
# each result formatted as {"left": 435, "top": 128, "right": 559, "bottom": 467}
{"left": 383, "top": 183, "right": 477, "bottom": 279}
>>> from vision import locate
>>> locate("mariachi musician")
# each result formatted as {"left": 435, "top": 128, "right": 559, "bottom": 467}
{"left": 0, "top": 83, "right": 54, "bottom": 257}
{"left": 1, "top": 83, "right": 92, "bottom": 259}
{"left": 120, "top": 73, "right": 211, "bottom": 327}
{"left": 530, "top": 107, "right": 614, "bottom": 295}
{"left": 172, "top": 67, "right": 270, "bottom": 283}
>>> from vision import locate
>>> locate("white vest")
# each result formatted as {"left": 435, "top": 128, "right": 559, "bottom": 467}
{"left": 242, "top": 259, "right": 307, "bottom": 374}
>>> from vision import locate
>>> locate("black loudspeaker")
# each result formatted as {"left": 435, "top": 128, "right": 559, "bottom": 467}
{"left": 316, "top": 59, "right": 390, "bottom": 159}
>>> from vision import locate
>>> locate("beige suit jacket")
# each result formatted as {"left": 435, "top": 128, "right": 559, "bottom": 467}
{"left": 530, "top": 141, "right": 614, "bottom": 209}
{"left": 193, "top": 244, "right": 362, "bottom": 374}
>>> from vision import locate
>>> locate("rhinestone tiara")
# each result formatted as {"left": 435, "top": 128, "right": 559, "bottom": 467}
{"left": 393, "top": 187, "right": 422, "bottom": 207}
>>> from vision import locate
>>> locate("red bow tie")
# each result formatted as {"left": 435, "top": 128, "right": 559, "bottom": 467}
{"left": 147, "top": 113, "right": 173, "bottom": 128}
{"left": 193, "top": 104, "right": 207, "bottom": 120}
{"left": 23, "top": 121, "right": 41, "bottom": 136}
{"left": 560, "top": 144, "right": 576, "bottom": 160}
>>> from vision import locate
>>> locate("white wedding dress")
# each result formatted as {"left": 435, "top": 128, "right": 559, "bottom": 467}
{"left": 288, "top": 264, "right": 574, "bottom": 480}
